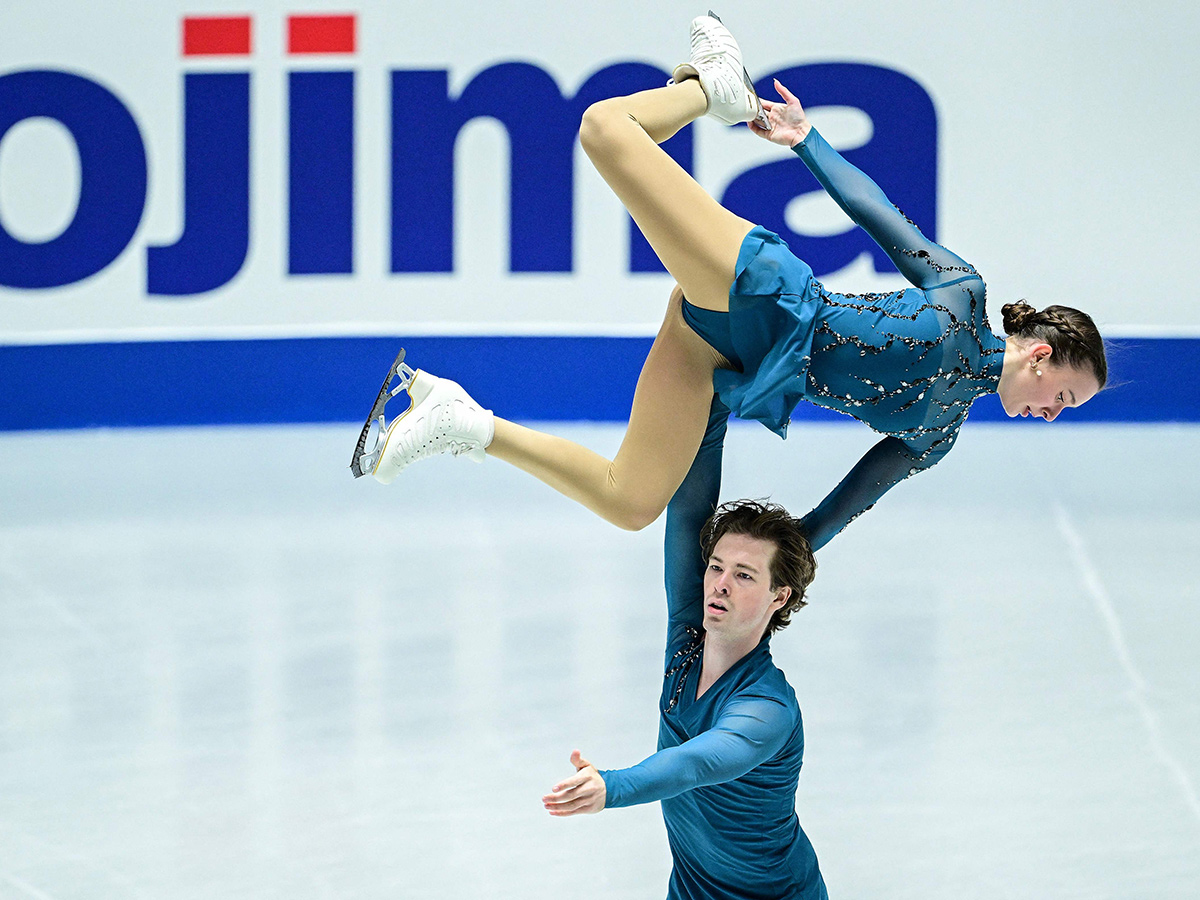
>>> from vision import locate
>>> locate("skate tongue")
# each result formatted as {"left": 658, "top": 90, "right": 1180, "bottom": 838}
{"left": 460, "top": 444, "right": 487, "bottom": 464}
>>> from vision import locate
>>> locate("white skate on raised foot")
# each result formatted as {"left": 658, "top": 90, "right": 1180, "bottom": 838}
{"left": 671, "top": 11, "right": 770, "bottom": 129}
{"left": 348, "top": 348, "right": 494, "bottom": 483}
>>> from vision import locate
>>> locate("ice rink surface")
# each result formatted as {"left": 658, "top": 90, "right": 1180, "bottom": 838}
{"left": 1, "top": 420, "right": 1198, "bottom": 899}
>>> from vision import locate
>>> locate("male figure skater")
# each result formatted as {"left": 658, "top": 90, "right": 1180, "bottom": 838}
{"left": 543, "top": 399, "right": 828, "bottom": 900}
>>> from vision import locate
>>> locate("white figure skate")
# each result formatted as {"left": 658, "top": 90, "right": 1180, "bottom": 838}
{"left": 349, "top": 349, "right": 494, "bottom": 483}
{"left": 671, "top": 11, "right": 770, "bottom": 129}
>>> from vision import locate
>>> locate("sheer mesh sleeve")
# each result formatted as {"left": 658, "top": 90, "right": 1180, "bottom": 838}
{"left": 599, "top": 695, "right": 792, "bottom": 808}
{"left": 800, "top": 434, "right": 952, "bottom": 552}
{"left": 793, "top": 127, "right": 978, "bottom": 290}
{"left": 662, "top": 397, "right": 730, "bottom": 636}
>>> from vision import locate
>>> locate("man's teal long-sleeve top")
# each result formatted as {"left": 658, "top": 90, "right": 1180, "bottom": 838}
{"left": 599, "top": 400, "right": 827, "bottom": 900}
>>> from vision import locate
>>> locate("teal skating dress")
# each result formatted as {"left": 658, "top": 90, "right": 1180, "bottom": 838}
{"left": 599, "top": 400, "right": 827, "bottom": 900}
{"left": 683, "top": 127, "right": 1007, "bottom": 551}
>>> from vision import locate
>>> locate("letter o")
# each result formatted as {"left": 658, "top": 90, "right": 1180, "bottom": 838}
{"left": 0, "top": 70, "right": 147, "bottom": 288}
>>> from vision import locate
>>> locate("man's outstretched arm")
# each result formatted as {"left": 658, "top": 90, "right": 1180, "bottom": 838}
{"left": 542, "top": 696, "right": 791, "bottom": 815}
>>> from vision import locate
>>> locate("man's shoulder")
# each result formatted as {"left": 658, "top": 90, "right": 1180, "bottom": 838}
{"left": 731, "top": 665, "right": 801, "bottom": 717}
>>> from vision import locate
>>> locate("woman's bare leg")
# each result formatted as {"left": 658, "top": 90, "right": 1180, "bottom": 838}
{"left": 365, "top": 19, "right": 772, "bottom": 528}
{"left": 374, "top": 81, "right": 759, "bottom": 528}
{"left": 579, "top": 80, "right": 755, "bottom": 311}
{"left": 485, "top": 84, "right": 761, "bottom": 527}
{"left": 487, "top": 288, "right": 725, "bottom": 531}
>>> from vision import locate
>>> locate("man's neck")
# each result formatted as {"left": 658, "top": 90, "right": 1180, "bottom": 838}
{"left": 696, "top": 630, "right": 764, "bottom": 700}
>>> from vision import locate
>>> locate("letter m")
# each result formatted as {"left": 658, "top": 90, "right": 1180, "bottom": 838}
{"left": 390, "top": 63, "right": 681, "bottom": 273}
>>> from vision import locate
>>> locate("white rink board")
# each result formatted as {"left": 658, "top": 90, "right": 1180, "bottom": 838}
{"left": 0, "top": 0, "right": 1197, "bottom": 341}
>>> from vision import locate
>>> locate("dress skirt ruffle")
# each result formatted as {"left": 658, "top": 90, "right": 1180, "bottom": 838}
{"left": 683, "top": 226, "right": 822, "bottom": 438}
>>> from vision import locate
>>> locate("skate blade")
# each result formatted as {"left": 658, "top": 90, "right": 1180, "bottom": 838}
{"left": 742, "top": 67, "right": 770, "bottom": 129}
{"left": 349, "top": 348, "right": 417, "bottom": 478}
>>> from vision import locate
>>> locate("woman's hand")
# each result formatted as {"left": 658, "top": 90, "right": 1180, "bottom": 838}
{"left": 542, "top": 750, "right": 606, "bottom": 816}
{"left": 748, "top": 79, "right": 812, "bottom": 148}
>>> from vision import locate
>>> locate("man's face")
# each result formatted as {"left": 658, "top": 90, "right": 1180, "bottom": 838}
{"left": 702, "top": 533, "right": 788, "bottom": 643}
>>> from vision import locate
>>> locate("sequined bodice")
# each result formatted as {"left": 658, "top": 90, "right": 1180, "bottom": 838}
{"left": 784, "top": 127, "right": 1007, "bottom": 549}
{"left": 807, "top": 276, "right": 1005, "bottom": 459}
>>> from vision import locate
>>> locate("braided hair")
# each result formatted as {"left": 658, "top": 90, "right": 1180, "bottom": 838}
{"left": 1001, "top": 301, "right": 1107, "bottom": 388}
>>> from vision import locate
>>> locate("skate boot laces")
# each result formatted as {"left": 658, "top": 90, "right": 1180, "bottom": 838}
{"left": 689, "top": 16, "right": 742, "bottom": 73}
{"left": 396, "top": 390, "right": 487, "bottom": 463}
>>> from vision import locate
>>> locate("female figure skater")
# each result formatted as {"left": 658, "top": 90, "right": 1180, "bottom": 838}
{"left": 351, "top": 14, "right": 1107, "bottom": 552}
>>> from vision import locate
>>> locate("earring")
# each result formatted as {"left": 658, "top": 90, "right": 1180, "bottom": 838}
{"left": 1036, "top": 368, "right": 1043, "bottom": 377}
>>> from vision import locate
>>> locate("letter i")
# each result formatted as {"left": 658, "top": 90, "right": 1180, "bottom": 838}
{"left": 147, "top": 15, "right": 252, "bottom": 297}
{"left": 287, "top": 14, "right": 356, "bottom": 275}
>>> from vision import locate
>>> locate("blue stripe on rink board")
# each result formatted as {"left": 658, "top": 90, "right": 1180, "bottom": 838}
{"left": 0, "top": 335, "right": 1195, "bottom": 430}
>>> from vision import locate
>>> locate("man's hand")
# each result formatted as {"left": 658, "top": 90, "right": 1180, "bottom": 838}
{"left": 748, "top": 79, "right": 812, "bottom": 148}
{"left": 542, "top": 750, "right": 606, "bottom": 817}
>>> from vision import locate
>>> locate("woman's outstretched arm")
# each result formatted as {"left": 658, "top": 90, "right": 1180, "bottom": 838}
{"left": 751, "top": 80, "right": 978, "bottom": 292}
{"left": 799, "top": 434, "right": 954, "bottom": 552}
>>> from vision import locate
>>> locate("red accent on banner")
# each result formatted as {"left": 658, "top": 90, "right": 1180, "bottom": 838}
{"left": 288, "top": 15, "right": 356, "bottom": 54}
{"left": 183, "top": 16, "right": 253, "bottom": 56}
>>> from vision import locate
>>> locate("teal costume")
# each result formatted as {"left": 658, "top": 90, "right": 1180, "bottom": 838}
{"left": 599, "top": 400, "right": 827, "bottom": 900}
{"left": 683, "top": 127, "right": 1006, "bottom": 551}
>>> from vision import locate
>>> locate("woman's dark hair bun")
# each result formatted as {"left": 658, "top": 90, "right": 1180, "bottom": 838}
{"left": 1001, "top": 300, "right": 1037, "bottom": 335}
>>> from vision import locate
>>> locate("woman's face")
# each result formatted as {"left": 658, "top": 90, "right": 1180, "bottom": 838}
{"left": 998, "top": 341, "right": 1101, "bottom": 421}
